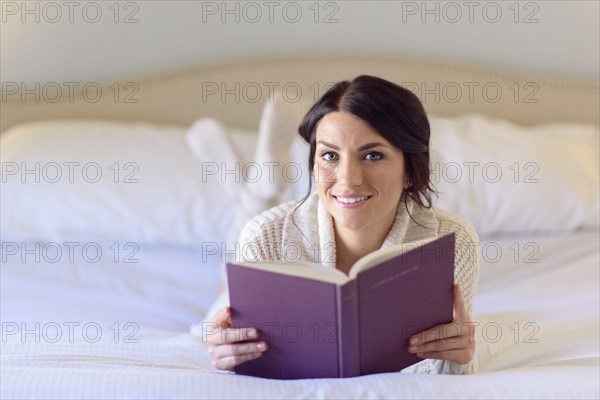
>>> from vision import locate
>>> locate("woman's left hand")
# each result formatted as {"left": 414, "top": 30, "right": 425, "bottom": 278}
{"left": 407, "top": 284, "right": 476, "bottom": 364}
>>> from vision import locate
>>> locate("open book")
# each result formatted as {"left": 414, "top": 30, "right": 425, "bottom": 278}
{"left": 226, "top": 233, "right": 455, "bottom": 379}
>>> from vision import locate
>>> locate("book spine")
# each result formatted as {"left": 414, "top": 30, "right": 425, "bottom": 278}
{"left": 337, "top": 280, "right": 360, "bottom": 377}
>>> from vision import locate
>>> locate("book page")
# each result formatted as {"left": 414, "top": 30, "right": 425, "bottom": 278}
{"left": 234, "top": 236, "right": 439, "bottom": 284}
{"left": 235, "top": 260, "right": 350, "bottom": 285}
{"left": 348, "top": 237, "right": 437, "bottom": 279}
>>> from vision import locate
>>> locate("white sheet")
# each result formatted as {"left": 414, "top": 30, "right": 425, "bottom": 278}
{"left": 2, "top": 231, "right": 599, "bottom": 399}
{"left": 0, "top": 244, "right": 222, "bottom": 331}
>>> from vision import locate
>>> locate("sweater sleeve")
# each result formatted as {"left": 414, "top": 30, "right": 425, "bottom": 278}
{"left": 437, "top": 209, "right": 480, "bottom": 316}
{"left": 207, "top": 206, "right": 288, "bottom": 321}
{"left": 235, "top": 206, "right": 288, "bottom": 263}
{"left": 217, "top": 202, "right": 292, "bottom": 285}
{"left": 402, "top": 209, "right": 480, "bottom": 375}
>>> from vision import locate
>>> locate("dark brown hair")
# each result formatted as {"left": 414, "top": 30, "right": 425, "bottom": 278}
{"left": 298, "top": 75, "right": 436, "bottom": 212}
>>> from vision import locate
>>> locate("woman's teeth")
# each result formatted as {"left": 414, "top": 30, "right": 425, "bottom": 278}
{"left": 336, "top": 196, "right": 370, "bottom": 204}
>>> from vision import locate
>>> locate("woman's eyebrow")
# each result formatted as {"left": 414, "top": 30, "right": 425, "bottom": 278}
{"left": 316, "top": 140, "right": 339, "bottom": 150}
{"left": 357, "top": 142, "right": 389, "bottom": 151}
{"left": 317, "top": 141, "right": 389, "bottom": 151}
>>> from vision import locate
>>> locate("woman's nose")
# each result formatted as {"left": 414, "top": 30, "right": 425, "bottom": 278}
{"left": 336, "top": 158, "right": 363, "bottom": 187}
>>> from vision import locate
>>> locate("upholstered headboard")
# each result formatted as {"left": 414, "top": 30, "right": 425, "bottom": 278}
{"left": 2, "top": 54, "right": 598, "bottom": 131}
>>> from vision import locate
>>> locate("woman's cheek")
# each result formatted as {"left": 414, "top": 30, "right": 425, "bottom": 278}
{"left": 315, "top": 162, "right": 337, "bottom": 187}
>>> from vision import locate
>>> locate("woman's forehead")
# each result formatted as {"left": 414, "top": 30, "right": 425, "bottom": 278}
{"left": 316, "top": 112, "right": 391, "bottom": 146}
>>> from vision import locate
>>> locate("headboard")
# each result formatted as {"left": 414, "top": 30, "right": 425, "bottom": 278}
{"left": 2, "top": 54, "right": 598, "bottom": 132}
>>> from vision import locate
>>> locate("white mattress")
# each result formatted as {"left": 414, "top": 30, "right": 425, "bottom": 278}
{"left": 2, "top": 230, "right": 599, "bottom": 399}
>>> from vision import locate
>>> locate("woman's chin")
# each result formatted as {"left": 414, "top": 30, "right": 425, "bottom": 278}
{"left": 332, "top": 215, "right": 370, "bottom": 232}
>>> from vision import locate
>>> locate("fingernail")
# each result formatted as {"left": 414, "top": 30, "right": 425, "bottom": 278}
{"left": 248, "top": 329, "right": 258, "bottom": 339}
{"left": 408, "top": 346, "right": 417, "bottom": 353}
{"left": 257, "top": 342, "right": 267, "bottom": 350}
{"left": 410, "top": 337, "right": 419, "bottom": 345}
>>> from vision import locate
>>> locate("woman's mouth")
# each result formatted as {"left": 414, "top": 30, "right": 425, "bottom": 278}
{"left": 333, "top": 195, "right": 372, "bottom": 208}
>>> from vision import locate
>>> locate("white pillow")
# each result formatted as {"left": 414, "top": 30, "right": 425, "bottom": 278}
{"left": 222, "top": 95, "right": 314, "bottom": 250}
{"left": 249, "top": 93, "right": 314, "bottom": 205}
{"left": 0, "top": 119, "right": 240, "bottom": 246}
{"left": 429, "top": 114, "right": 599, "bottom": 235}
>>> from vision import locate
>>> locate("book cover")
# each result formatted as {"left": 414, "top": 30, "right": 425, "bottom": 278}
{"left": 226, "top": 233, "right": 455, "bottom": 379}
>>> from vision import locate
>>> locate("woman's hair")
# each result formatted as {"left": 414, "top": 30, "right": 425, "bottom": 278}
{"left": 298, "top": 74, "right": 436, "bottom": 210}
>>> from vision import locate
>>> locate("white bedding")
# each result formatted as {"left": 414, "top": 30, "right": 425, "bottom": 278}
{"left": 2, "top": 230, "right": 598, "bottom": 399}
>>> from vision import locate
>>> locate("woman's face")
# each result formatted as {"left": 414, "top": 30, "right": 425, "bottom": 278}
{"left": 314, "top": 111, "right": 407, "bottom": 235}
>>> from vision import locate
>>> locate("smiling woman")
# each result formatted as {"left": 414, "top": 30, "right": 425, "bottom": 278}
{"left": 204, "top": 75, "right": 480, "bottom": 375}
{"left": 302, "top": 76, "right": 435, "bottom": 274}
{"left": 312, "top": 112, "right": 407, "bottom": 273}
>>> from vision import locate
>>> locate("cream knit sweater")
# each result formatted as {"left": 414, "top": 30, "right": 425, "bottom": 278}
{"left": 228, "top": 192, "right": 480, "bottom": 375}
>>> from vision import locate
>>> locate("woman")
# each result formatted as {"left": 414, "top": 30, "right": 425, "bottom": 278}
{"left": 204, "top": 75, "right": 479, "bottom": 375}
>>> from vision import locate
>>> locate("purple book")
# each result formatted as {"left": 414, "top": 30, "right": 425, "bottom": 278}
{"left": 226, "top": 233, "right": 455, "bottom": 379}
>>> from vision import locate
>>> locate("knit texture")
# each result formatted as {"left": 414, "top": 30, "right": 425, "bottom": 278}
{"left": 233, "top": 192, "right": 480, "bottom": 375}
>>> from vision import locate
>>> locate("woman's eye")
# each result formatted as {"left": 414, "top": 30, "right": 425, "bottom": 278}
{"left": 365, "top": 152, "right": 383, "bottom": 161}
{"left": 321, "top": 152, "right": 338, "bottom": 162}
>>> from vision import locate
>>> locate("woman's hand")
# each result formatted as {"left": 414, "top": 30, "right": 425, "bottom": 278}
{"left": 407, "top": 284, "right": 476, "bottom": 364}
{"left": 204, "top": 306, "right": 269, "bottom": 370}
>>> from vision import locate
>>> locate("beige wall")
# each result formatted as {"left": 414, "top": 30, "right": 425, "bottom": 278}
{"left": 1, "top": 0, "right": 598, "bottom": 85}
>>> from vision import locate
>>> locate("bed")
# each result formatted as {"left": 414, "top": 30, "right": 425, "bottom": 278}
{"left": 1, "top": 55, "right": 599, "bottom": 399}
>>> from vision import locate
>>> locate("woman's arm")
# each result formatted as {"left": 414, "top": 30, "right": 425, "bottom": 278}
{"left": 407, "top": 284, "right": 476, "bottom": 364}
{"left": 205, "top": 218, "right": 282, "bottom": 370}
{"left": 204, "top": 306, "right": 268, "bottom": 370}
{"left": 405, "top": 212, "right": 481, "bottom": 374}
{"left": 205, "top": 273, "right": 268, "bottom": 370}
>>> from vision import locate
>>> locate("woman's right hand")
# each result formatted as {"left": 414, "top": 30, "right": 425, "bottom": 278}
{"left": 204, "top": 306, "right": 269, "bottom": 371}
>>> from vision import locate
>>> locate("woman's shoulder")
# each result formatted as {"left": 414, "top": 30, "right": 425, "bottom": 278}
{"left": 432, "top": 208, "right": 480, "bottom": 284}
{"left": 240, "top": 200, "right": 299, "bottom": 235}
{"left": 239, "top": 194, "right": 318, "bottom": 241}
{"left": 433, "top": 207, "right": 480, "bottom": 245}
{"left": 236, "top": 194, "right": 319, "bottom": 263}
{"left": 254, "top": 199, "right": 300, "bottom": 223}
